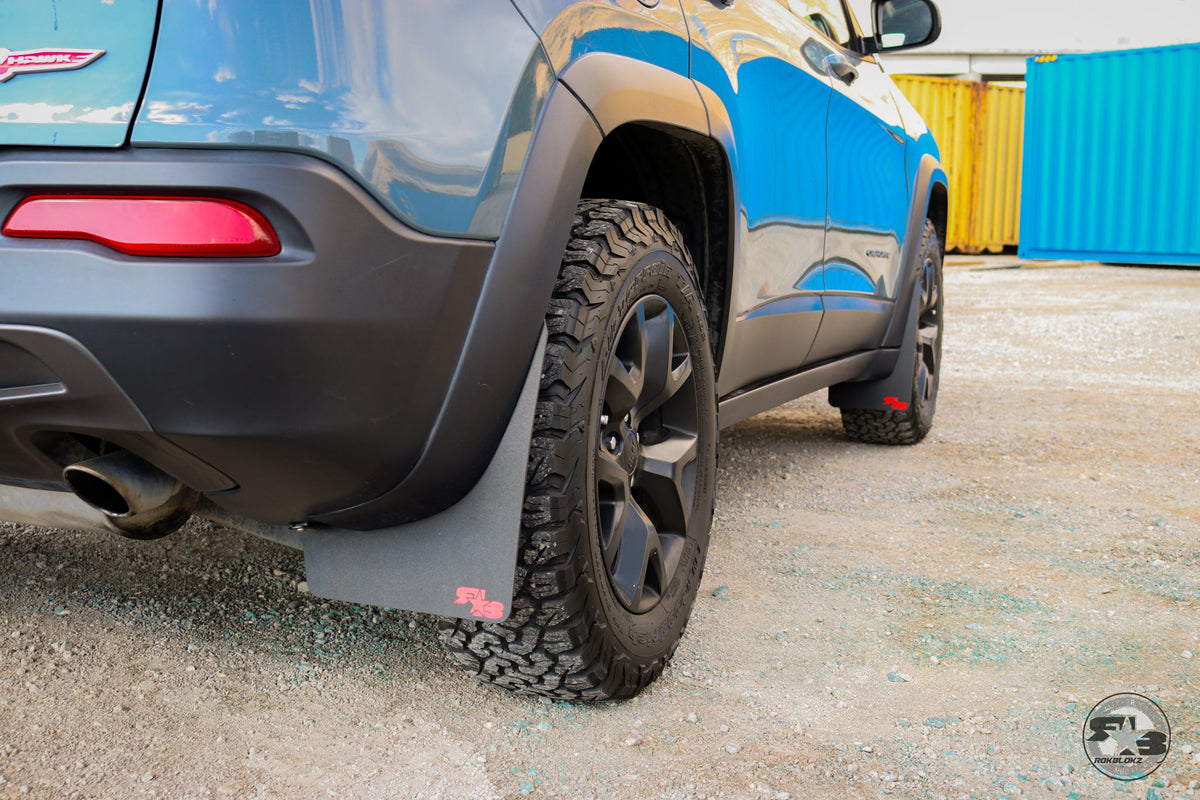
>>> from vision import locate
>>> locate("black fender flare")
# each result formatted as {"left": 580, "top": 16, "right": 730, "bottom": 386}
{"left": 884, "top": 154, "right": 948, "bottom": 349}
{"left": 317, "top": 55, "right": 726, "bottom": 528}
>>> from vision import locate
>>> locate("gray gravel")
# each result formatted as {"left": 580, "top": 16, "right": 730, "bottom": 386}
{"left": 1, "top": 260, "right": 1198, "bottom": 799}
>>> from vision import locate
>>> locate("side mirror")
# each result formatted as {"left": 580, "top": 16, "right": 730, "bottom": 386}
{"left": 865, "top": 0, "right": 941, "bottom": 54}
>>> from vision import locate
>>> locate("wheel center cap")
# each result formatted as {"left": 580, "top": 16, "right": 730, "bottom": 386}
{"left": 620, "top": 430, "right": 641, "bottom": 475}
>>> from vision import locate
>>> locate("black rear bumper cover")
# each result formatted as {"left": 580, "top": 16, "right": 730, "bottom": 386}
{"left": 0, "top": 147, "right": 527, "bottom": 529}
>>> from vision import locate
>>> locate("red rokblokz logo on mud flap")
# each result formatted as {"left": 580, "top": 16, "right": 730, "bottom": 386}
{"left": 454, "top": 586, "right": 505, "bottom": 620}
{"left": 0, "top": 48, "right": 105, "bottom": 83}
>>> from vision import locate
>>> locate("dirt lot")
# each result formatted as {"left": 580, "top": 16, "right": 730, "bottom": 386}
{"left": 1, "top": 260, "right": 1198, "bottom": 800}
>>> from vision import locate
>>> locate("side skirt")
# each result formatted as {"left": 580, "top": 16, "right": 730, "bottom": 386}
{"left": 718, "top": 351, "right": 884, "bottom": 429}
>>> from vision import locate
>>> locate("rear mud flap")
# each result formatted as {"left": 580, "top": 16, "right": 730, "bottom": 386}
{"left": 301, "top": 328, "right": 546, "bottom": 622}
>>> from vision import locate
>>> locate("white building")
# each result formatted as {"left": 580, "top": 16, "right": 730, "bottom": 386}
{"left": 849, "top": 0, "right": 1200, "bottom": 78}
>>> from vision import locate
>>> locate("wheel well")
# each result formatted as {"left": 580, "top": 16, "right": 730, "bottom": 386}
{"left": 580, "top": 123, "right": 732, "bottom": 364}
{"left": 927, "top": 180, "right": 949, "bottom": 254}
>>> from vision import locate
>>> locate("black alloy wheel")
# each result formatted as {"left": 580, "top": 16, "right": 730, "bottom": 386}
{"left": 596, "top": 295, "right": 699, "bottom": 615}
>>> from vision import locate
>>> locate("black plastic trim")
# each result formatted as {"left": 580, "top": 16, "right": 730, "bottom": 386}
{"left": 719, "top": 351, "right": 879, "bottom": 428}
{"left": 864, "top": 0, "right": 943, "bottom": 55}
{"left": 558, "top": 52, "right": 709, "bottom": 137}
{"left": 693, "top": 82, "right": 741, "bottom": 383}
{"left": 0, "top": 324, "right": 232, "bottom": 492}
{"left": 881, "top": 153, "right": 944, "bottom": 349}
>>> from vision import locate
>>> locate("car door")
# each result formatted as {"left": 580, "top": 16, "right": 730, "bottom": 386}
{"left": 682, "top": 0, "right": 834, "bottom": 396}
{"left": 805, "top": 4, "right": 912, "bottom": 363}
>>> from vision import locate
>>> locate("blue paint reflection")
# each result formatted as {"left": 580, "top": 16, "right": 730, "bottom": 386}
{"left": 822, "top": 263, "right": 879, "bottom": 294}
{"left": 133, "top": 0, "right": 549, "bottom": 238}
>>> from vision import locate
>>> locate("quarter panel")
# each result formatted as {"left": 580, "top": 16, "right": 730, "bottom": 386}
{"left": 131, "top": 0, "right": 552, "bottom": 239}
{"left": 513, "top": 0, "right": 690, "bottom": 77}
{"left": 0, "top": 0, "right": 158, "bottom": 147}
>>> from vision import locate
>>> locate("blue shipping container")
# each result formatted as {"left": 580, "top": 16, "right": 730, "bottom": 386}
{"left": 1019, "top": 43, "right": 1200, "bottom": 266}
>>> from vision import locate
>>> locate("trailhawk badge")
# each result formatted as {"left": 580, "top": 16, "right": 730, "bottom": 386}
{"left": 0, "top": 48, "right": 105, "bottom": 83}
{"left": 1083, "top": 692, "right": 1171, "bottom": 781}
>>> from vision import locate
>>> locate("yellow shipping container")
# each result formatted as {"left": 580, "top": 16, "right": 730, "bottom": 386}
{"left": 893, "top": 76, "right": 1025, "bottom": 254}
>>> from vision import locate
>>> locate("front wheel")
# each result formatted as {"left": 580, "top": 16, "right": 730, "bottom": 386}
{"left": 440, "top": 200, "right": 717, "bottom": 700}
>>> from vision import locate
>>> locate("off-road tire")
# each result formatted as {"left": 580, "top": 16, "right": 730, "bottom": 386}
{"left": 841, "top": 219, "right": 943, "bottom": 445}
{"left": 439, "top": 199, "right": 717, "bottom": 700}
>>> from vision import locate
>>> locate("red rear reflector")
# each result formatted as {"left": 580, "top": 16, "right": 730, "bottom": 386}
{"left": 1, "top": 195, "right": 281, "bottom": 257}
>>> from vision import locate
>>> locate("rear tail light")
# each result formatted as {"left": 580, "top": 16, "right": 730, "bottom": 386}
{"left": 1, "top": 195, "right": 281, "bottom": 257}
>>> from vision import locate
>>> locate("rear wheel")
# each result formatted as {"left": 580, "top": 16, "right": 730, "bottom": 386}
{"left": 440, "top": 200, "right": 717, "bottom": 700}
{"left": 841, "top": 218, "right": 943, "bottom": 445}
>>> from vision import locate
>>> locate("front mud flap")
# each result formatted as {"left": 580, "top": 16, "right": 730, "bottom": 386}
{"left": 827, "top": 291, "right": 919, "bottom": 411}
{"left": 301, "top": 328, "right": 546, "bottom": 623}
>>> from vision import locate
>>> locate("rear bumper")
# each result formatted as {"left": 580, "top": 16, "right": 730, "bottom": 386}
{"left": 0, "top": 147, "right": 528, "bottom": 529}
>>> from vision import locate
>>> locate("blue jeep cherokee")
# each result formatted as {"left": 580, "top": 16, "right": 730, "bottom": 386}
{"left": 0, "top": 0, "right": 946, "bottom": 699}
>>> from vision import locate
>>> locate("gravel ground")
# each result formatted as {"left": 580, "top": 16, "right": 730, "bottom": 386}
{"left": 1, "top": 260, "right": 1198, "bottom": 800}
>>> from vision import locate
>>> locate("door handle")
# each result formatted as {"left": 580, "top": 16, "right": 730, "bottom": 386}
{"left": 824, "top": 53, "right": 859, "bottom": 85}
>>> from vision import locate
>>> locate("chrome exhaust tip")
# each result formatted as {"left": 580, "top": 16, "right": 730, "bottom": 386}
{"left": 63, "top": 450, "right": 197, "bottom": 540}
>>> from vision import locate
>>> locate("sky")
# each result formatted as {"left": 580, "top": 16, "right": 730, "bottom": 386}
{"left": 847, "top": 0, "right": 1200, "bottom": 53}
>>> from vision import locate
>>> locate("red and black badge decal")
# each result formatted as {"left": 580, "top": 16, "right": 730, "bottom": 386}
{"left": 0, "top": 48, "right": 105, "bottom": 83}
{"left": 454, "top": 587, "right": 505, "bottom": 620}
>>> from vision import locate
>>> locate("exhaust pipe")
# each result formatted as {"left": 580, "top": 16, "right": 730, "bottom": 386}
{"left": 62, "top": 450, "right": 197, "bottom": 540}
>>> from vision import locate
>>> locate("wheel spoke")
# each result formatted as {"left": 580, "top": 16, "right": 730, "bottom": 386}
{"left": 631, "top": 301, "right": 673, "bottom": 422}
{"left": 916, "top": 320, "right": 940, "bottom": 403}
{"left": 637, "top": 434, "right": 698, "bottom": 533}
{"left": 605, "top": 358, "right": 640, "bottom": 420}
{"left": 916, "top": 249, "right": 941, "bottom": 411}
{"left": 915, "top": 358, "right": 930, "bottom": 404}
{"left": 637, "top": 305, "right": 695, "bottom": 424}
{"left": 918, "top": 323, "right": 940, "bottom": 355}
{"left": 595, "top": 450, "right": 632, "bottom": 569}
{"left": 658, "top": 348, "right": 694, "bottom": 421}
{"left": 922, "top": 258, "right": 940, "bottom": 313}
{"left": 608, "top": 497, "right": 666, "bottom": 611}
{"left": 608, "top": 303, "right": 651, "bottom": 420}
{"left": 596, "top": 447, "right": 630, "bottom": 488}
{"left": 919, "top": 323, "right": 940, "bottom": 375}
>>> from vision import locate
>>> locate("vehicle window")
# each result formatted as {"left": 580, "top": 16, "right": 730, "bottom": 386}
{"left": 780, "top": 0, "right": 851, "bottom": 46}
